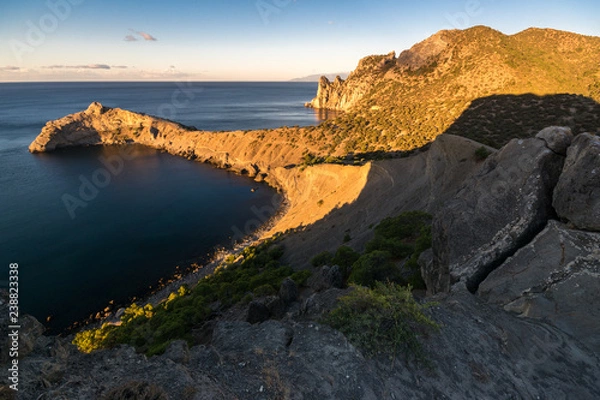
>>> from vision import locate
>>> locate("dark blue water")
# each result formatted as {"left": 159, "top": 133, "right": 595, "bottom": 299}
{"left": 0, "top": 82, "right": 321, "bottom": 332}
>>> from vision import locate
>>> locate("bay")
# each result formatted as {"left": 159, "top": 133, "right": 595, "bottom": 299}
{"left": 0, "top": 81, "right": 321, "bottom": 332}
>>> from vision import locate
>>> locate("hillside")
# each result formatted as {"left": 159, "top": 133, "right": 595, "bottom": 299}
{"left": 7, "top": 26, "right": 600, "bottom": 399}
{"left": 306, "top": 26, "right": 600, "bottom": 151}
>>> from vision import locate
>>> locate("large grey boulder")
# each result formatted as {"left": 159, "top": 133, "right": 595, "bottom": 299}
{"left": 479, "top": 220, "right": 600, "bottom": 354}
{"left": 535, "top": 126, "right": 573, "bottom": 155}
{"left": 431, "top": 136, "right": 565, "bottom": 293}
{"left": 553, "top": 133, "right": 600, "bottom": 231}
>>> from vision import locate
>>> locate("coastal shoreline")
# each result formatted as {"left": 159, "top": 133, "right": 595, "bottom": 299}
{"left": 67, "top": 186, "right": 290, "bottom": 334}
{"left": 29, "top": 102, "right": 370, "bottom": 334}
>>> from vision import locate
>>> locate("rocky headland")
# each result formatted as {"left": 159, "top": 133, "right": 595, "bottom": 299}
{"left": 3, "top": 26, "right": 600, "bottom": 399}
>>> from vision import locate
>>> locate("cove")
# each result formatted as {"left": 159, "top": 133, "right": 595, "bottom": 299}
{"left": 9, "top": 144, "right": 281, "bottom": 332}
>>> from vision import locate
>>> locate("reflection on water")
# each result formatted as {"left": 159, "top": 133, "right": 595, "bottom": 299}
{"left": 311, "top": 107, "right": 342, "bottom": 123}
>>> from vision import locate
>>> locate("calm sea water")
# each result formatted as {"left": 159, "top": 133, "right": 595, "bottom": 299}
{"left": 0, "top": 82, "right": 322, "bottom": 332}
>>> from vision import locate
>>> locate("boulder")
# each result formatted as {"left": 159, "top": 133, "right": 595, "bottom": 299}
{"left": 264, "top": 296, "right": 285, "bottom": 320}
{"left": 246, "top": 301, "right": 270, "bottom": 324}
{"left": 553, "top": 133, "right": 600, "bottom": 231}
{"left": 535, "top": 126, "right": 573, "bottom": 155}
{"left": 278, "top": 277, "right": 298, "bottom": 306}
{"left": 478, "top": 220, "right": 600, "bottom": 353}
{"left": 431, "top": 137, "right": 564, "bottom": 293}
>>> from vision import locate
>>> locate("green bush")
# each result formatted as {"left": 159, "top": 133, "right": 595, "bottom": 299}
{"left": 332, "top": 246, "right": 361, "bottom": 269}
{"left": 290, "top": 270, "right": 312, "bottom": 286}
{"left": 253, "top": 284, "right": 277, "bottom": 297}
{"left": 474, "top": 146, "right": 492, "bottom": 161}
{"left": 373, "top": 211, "right": 432, "bottom": 241}
{"left": 365, "top": 236, "right": 414, "bottom": 259}
{"left": 359, "top": 211, "right": 432, "bottom": 288}
{"left": 323, "top": 282, "right": 439, "bottom": 362}
{"left": 349, "top": 251, "right": 400, "bottom": 287}
{"left": 311, "top": 251, "right": 334, "bottom": 267}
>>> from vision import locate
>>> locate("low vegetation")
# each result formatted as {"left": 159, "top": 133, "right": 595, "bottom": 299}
{"left": 309, "top": 211, "right": 437, "bottom": 361}
{"left": 312, "top": 211, "right": 432, "bottom": 289}
{"left": 323, "top": 282, "right": 439, "bottom": 363}
{"left": 74, "top": 238, "right": 310, "bottom": 356}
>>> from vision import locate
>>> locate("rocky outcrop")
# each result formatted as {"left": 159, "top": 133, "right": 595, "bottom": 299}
{"left": 14, "top": 288, "right": 600, "bottom": 399}
{"left": 305, "top": 52, "right": 396, "bottom": 111}
{"left": 553, "top": 132, "right": 600, "bottom": 231}
{"left": 479, "top": 220, "right": 600, "bottom": 354}
{"left": 535, "top": 126, "right": 573, "bottom": 155}
{"left": 28, "top": 103, "right": 371, "bottom": 242}
{"left": 396, "top": 31, "right": 448, "bottom": 71}
{"left": 431, "top": 134, "right": 566, "bottom": 293}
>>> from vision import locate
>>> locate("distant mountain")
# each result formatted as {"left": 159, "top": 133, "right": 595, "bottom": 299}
{"left": 290, "top": 72, "right": 349, "bottom": 82}
{"left": 305, "top": 26, "right": 600, "bottom": 151}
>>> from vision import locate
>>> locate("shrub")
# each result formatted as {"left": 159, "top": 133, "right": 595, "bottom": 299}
{"left": 373, "top": 211, "right": 432, "bottom": 241}
{"left": 474, "top": 146, "right": 492, "bottom": 161}
{"left": 332, "top": 246, "right": 361, "bottom": 269}
{"left": 323, "top": 282, "right": 439, "bottom": 362}
{"left": 290, "top": 270, "right": 312, "bottom": 286}
{"left": 311, "top": 251, "right": 334, "bottom": 267}
{"left": 360, "top": 211, "right": 433, "bottom": 288}
{"left": 253, "top": 284, "right": 277, "bottom": 297}
{"left": 349, "top": 251, "right": 400, "bottom": 287}
{"left": 365, "top": 236, "right": 414, "bottom": 259}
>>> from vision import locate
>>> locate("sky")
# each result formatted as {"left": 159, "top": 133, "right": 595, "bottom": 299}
{"left": 0, "top": 0, "right": 599, "bottom": 82}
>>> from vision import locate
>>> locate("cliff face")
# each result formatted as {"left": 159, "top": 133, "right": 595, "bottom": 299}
{"left": 306, "top": 51, "right": 396, "bottom": 111}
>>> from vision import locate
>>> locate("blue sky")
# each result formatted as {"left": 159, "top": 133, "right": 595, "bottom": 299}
{"left": 1, "top": 0, "right": 599, "bottom": 81}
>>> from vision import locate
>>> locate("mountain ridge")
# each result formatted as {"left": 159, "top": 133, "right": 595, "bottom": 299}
{"left": 305, "top": 26, "right": 600, "bottom": 152}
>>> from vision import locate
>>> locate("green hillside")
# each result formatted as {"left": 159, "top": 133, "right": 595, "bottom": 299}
{"left": 305, "top": 26, "right": 600, "bottom": 153}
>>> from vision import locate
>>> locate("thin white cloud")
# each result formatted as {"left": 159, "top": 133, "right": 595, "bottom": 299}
{"left": 0, "top": 66, "right": 20, "bottom": 71}
{"left": 125, "top": 30, "right": 158, "bottom": 42}
{"left": 43, "top": 64, "right": 112, "bottom": 70}
{"left": 137, "top": 31, "right": 157, "bottom": 41}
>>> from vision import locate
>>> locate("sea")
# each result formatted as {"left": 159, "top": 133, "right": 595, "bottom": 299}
{"left": 0, "top": 81, "right": 323, "bottom": 332}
